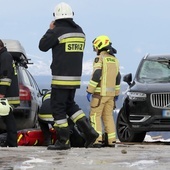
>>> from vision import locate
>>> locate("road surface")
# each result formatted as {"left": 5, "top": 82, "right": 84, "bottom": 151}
{"left": 0, "top": 142, "right": 170, "bottom": 170}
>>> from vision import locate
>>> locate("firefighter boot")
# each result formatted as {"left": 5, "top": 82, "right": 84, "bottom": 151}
{"left": 76, "top": 117, "right": 99, "bottom": 148}
{"left": 43, "top": 132, "right": 52, "bottom": 146}
{"left": 47, "top": 127, "right": 70, "bottom": 150}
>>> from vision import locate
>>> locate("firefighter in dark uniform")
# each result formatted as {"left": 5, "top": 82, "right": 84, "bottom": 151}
{"left": 0, "top": 39, "right": 20, "bottom": 147}
{"left": 39, "top": 2, "right": 98, "bottom": 150}
{"left": 38, "top": 90, "right": 86, "bottom": 147}
{"left": 38, "top": 90, "right": 54, "bottom": 146}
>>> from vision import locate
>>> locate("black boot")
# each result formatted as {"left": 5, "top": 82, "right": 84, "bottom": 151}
{"left": 76, "top": 117, "right": 99, "bottom": 148}
{"left": 43, "top": 133, "right": 52, "bottom": 146}
{"left": 47, "top": 127, "right": 70, "bottom": 150}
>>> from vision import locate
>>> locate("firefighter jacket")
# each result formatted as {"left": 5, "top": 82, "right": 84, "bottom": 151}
{"left": 0, "top": 47, "right": 20, "bottom": 107}
{"left": 39, "top": 19, "right": 86, "bottom": 89}
{"left": 87, "top": 51, "right": 121, "bottom": 97}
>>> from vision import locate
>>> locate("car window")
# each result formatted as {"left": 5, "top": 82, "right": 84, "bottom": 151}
{"left": 137, "top": 60, "right": 170, "bottom": 83}
{"left": 26, "top": 71, "right": 40, "bottom": 92}
{"left": 21, "top": 68, "right": 32, "bottom": 86}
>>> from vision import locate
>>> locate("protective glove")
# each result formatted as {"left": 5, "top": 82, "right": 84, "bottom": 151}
{"left": 115, "top": 96, "right": 119, "bottom": 102}
{"left": 86, "top": 92, "right": 92, "bottom": 102}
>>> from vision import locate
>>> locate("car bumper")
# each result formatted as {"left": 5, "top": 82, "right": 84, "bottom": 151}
{"left": 13, "top": 106, "right": 31, "bottom": 117}
{"left": 127, "top": 99, "right": 170, "bottom": 131}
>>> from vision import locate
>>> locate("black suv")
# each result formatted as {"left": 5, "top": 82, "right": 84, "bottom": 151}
{"left": 116, "top": 54, "right": 170, "bottom": 142}
{"left": 0, "top": 39, "right": 42, "bottom": 130}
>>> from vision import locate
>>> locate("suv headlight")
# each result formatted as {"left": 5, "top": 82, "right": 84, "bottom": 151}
{"left": 127, "top": 92, "right": 146, "bottom": 101}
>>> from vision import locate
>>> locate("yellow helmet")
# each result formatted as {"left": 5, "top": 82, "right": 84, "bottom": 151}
{"left": 92, "top": 35, "right": 111, "bottom": 50}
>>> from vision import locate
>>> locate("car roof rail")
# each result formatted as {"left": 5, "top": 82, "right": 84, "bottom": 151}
{"left": 2, "top": 39, "right": 33, "bottom": 68}
{"left": 144, "top": 53, "right": 150, "bottom": 59}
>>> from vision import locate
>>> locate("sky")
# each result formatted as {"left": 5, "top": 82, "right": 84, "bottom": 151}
{"left": 1, "top": 0, "right": 170, "bottom": 79}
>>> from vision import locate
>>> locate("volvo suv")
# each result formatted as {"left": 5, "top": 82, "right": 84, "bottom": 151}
{"left": 116, "top": 54, "right": 170, "bottom": 142}
{"left": 0, "top": 39, "right": 42, "bottom": 130}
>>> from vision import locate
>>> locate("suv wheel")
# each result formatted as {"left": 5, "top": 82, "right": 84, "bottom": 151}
{"left": 116, "top": 108, "right": 146, "bottom": 142}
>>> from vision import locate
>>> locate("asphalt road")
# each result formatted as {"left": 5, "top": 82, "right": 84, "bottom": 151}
{"left": 0, "top": 143, "right": 170, "bottom": 170}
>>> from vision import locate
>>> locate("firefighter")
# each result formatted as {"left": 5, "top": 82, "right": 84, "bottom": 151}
{"left": 87, "top": 35, "right": 121, "bottom": 147}
{"left": 38, "top": 90, "right": 53, "bottom": 146}
{"left": 0, "top": 39, "right": 20, "bottom": 147}
{"left": 39, "top": 2, "right": 99, "bottom": 150}
{"left": 38, "top": 90, "right": 86, "bottom": 147}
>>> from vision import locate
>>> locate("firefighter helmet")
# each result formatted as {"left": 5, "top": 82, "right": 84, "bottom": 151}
{"left": 53, "top": 2, "right": 74, "bottom": 20}
{"left": 0, "top": 98, "right": 11, "bottom": 116}
{"left": 92, "top": 35, "right": 111, "bottom": 50}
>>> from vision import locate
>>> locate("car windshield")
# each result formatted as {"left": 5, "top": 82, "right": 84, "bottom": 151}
{"left": 137, "top": 59, "right": 170, "bottom": 83}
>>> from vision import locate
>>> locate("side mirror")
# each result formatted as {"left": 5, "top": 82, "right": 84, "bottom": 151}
{"left": 123, "top": 73, "right": 132, "bottom": 85}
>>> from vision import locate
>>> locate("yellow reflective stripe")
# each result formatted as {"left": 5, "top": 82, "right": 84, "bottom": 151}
{"left": 94, "top": 87, "right": 101, "bottom": 93}
{"left": 7, "top": 97, "right": 20, "bottom": 105}
{"left": 17, "top": 134, "right": 23, "bottom": 143}
{"left": 60, "top": 37, "right": 85, "bottom": 43}
{"left": 115, "top": 85, "right": 120, "bottom": 90}
{"left": 52, "top": 80, "right": 80, "bottom": 86}
{"left": 65, "top": 140, "right": 70, "bottom": 145}
{"left": 43, "top": 94, "right": 51, "bottom": 101}
{"left": 94, "top": 63, "right": 102, "bottom": 68}
{"left": 8, "top": 100, "right": 20, "bottom": 105}
{"left": 34, "top": 140, "right": 38, "bottom": 145}
{"left": 54, "top": 118, "right": 68, "bottom": 128}
{"left": 0, "top": 82, "right": 11, "bottom": 86}
{"left": 101, "top": 58, "right": 107, "bottom": 96}
{"left": 72, "top": 113, "right": 86, "bottom": 123}
{"left": 89, "top": 80, "right": 98, "bottom": 88}
{"left": 38, "top": 114, "right": 53, "bottom": 118}
{"left": 53, "top": 122, "right": 68, "bottom": 128}
{"left": 71, "top": 110, "right": 84, "bottom": 119}
{"left": 0, "top": 78, "right": 11, "bottom": 86}
{"left": 90, "top": 113, "right": 103, "bottom": 136}
{"left": 13, "top": 62, "right": 17, "bottom": 75}
{"left": 108, "top": 132, "right": 116, "bottom": 139}
{"left": 38, "top": 114, "right": 53, "bottom": 121}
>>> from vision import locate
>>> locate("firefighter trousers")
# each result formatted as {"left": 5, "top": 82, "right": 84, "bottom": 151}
{"left": 1, "top": 110, "right": 17, "bottom": 147}
{"left": 51, "top": 88, "right": 82, "bottom": 121}
{"left": 90, "top": 95, "right": 116, "bottom": 145}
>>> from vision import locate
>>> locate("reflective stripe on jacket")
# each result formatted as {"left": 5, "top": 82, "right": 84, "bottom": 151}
{"left": 87, "top": 51, "right": 121, "bottom": 97}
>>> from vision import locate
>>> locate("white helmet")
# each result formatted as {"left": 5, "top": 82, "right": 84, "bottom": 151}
{"left": 0, "top": 98, "right": 11, "bottom": 116}
{"left": 53, "top": 2, "right": 73, "bottom": 20}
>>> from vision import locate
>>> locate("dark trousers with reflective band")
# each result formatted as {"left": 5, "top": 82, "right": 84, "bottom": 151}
{"left": 51, "top": 88, "right": 81, "bottom": 121}
{"left": 1, "top": 110, "right": 17, "bottom": 147}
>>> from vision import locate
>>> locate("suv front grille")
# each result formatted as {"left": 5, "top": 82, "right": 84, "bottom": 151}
{"left": 151, "top": 93, "right": 170, "bottom": 109}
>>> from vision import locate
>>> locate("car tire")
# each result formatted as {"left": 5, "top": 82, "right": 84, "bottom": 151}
{"left": 116, "top": 108, "right": 146, "bottom": 142}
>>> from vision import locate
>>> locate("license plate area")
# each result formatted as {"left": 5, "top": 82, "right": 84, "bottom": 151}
{"left": 162, "top": 110, "right": 170, "bottom": 117}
